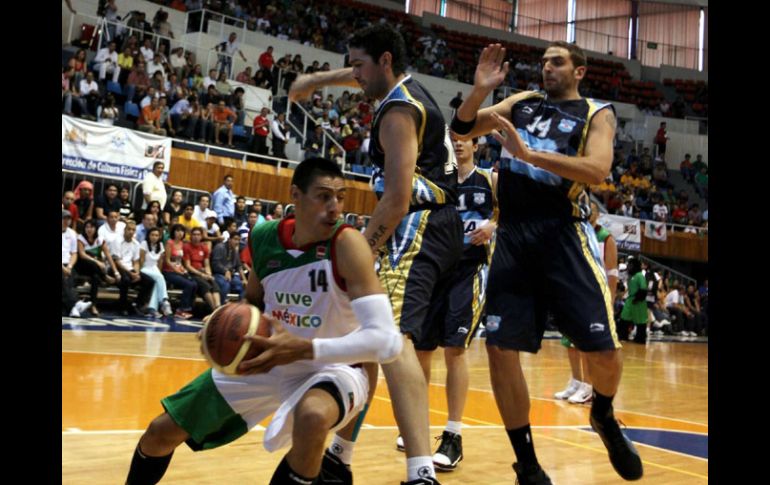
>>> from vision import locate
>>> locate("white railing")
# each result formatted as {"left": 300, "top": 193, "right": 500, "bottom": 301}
{"left": 287, "top": 99, "right": 346, "bottom": 160}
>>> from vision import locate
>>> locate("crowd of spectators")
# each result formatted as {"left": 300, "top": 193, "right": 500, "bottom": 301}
{"left": 61, "top": 173, "right": 287, "bottom": 319}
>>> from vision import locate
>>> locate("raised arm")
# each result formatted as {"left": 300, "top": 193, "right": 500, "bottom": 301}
{"left": 288, "top": 68, "right": 360, "bottom": 103}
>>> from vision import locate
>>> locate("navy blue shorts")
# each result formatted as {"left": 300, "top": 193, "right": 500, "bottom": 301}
{"left": 485, "top": 218, "right": 620, "bottom": 353}
{"left": 414, "top": 259, "right": 487, "bottom": 351}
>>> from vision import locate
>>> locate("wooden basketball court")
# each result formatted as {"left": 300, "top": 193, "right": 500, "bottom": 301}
{"left": 62, "top": 329, "right": 707, "bottom": 484}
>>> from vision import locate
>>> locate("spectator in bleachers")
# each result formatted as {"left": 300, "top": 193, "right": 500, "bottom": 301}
{"left": 232, "top": 196, "right": 248, "bottom": 227}
{"left": 179, "top": 203, "right": 202, "bottom": 240}
{"left": 684, "top": 283, "right": 706, "bottom": 336}
{"left": 620, "top": 195, "right": 635, "bottom": 217}
{"left": 211, "top": 232, "right": 245, "bottom": 303}
{"left": 187, "top": 64, "right": 204, "bottom": 92}
{"left": 98, "top": 209, "right": 126, "bottom": 250}
{"left": 198, "top": 102, "right": 215, "bottom": 143}
{"left": 168, "top": 94, "right": 192, "bottom": 137}
{"left": 652, "top": 159, "right": 669, "bottom": 189}
{"left": 664, "top": 282, "right": 695, "bottom": 336}
{"left": 93, "top": 41, "right": 121, "bottom": 84}
{"left": 236, "top": 66, "right": 255, "bottom": 85}
{"left": 139, "top": 227, "right": 173, "bottom": 318}
{"left": 215, "top": 71, "right": 233, "bottom": 99}
{"left": 142, "top": 160, "right": 167, "bottom": 210}
{"left": 125, "top": 61, "right": 150, "bottom": 106}
{"left": 237, "top": 208, "right": 260, "bottom": 251}
{"left": 140, "top": 38, "right": 155, "bottom": 64}
{"left": 113, "top": 220, "right": 154, "bottom": 316}
{"left": 62, "top": 66, "right": 76, "bottom": 116}
{"left": 146, "top": 200, "right": 164, "bottom": 228}
{"left": 253, "top": 68, "right": 273, "bottom": 90}
{"left": 271, "top": 112, "right": 288, "bottom": 158}
{"left": 192, "top": 194, "right": 211, "bottom": 225}
{"left": 97, "top": 93, "right": 119, "bottom": 126}
{"left": 162, "top": 223, "right": 197, "bottom": 319}
{"left": 77, "top": 72, "right": 101, "bottom": 120}
{"left": 73, "top": 180, "right": 95, "bottom": 224}
{"left": 202, "top": 210, "right": 224, "bottom": 247}
{"left": 62, "top": 190, "right": 79, "bottom": 224}
{"left": 212, "top": 100, "right": 237, "bottom": 147}
{"left": 162, "top": 189, "right": 185, "bottom": 226}
{"left": 94, "top": 183, "right": 122, "bottom": 224}
{"left": 680, "top": 153, "right": 694, "bottom": 183}
{"left": 652, "top": 194, "right": 669, "bottom": 222}
{"left": 259, "top": 45, "right": 275, "bottom": 72}
{"left": 184, "top": 227, "right": 222, "bottom": 311}
{"left": 169, "top": 47, "right": 186, "bottom": 80}
{"left": 68, "top": 49, "right": 88, "bottom": 87}
{"left": 75, "top": 219, "right": 118, "bottom": 316}
{"left": 687, "top": 203, "right": 703, "bottom": 226}
{"left": 304, "top": 124, "right": 325, "bottom": 159}
{"left": 251, "top": 107, "right": 270, "bottom": 155}
{"left": 671, "top": 203, "right": 688, "bottom": 225}
{"left": 211, "top": 174, "right": 235, "bottom": 226}
{"left": 135, "top": 211, "right": 157, "bottom": 243}
{"left": 63, "top": 210, "right": 91, "bottom": 317}
{"left": 267, "top": 203, "right": 284, "bottom": 221}
{"left": 139, "top": 86, "right": 158, "bottom": 109}
{"left": 634, "top": 189, "right": 652, "bottom": 220}
{"left": 230, "top": 87, "right": 246, "bottom": 126}
{"left": 138, "top": 97, "right": 167, "bottom": 136}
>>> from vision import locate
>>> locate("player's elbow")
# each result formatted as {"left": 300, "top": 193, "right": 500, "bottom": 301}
{"left": 376, "top": 332, "right": 403, "bottom": 364}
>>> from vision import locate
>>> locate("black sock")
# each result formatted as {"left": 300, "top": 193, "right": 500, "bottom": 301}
{"left": 269, "top": 456, "right": 317, "bottom": 485}
{"left": 125, "top": 444, "right": 174, "bottom": 485}
{"left": 591, "top": 389, "right": 615, "bottom": 419}
{"left": 506, "top": 424, "right": 538, "bottom": 468}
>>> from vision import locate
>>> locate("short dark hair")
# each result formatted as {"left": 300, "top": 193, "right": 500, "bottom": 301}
{"left": 348, "top": 24, "right": 407, "bottom": 76}
{"left": 183, "top": 203, "right": 194, "bottom": 210}
{"left": 170, "top": 223, "right": 186, "bottom": 236}
{"left": 548, "top": 41, "right": 587, "bottom": 68}
{"left": 152, "top": 161, "right": 164, "bottom": 170}
{"left": 198, "top": 194, "right": 210, "bottom": 203}
{"left": 291, "top": 157, "right": 343, "bottom": 193}
{"left": 223, "top": 174, "right": 233, "bottom": 181}
{"left": 190, "top": 227, "right": 204, "bottom": 235}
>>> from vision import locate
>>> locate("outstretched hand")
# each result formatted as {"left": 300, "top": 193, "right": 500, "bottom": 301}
{"left": 474, "top": 44, "right": 510, "bottom": 93}
{"left": 237, "top": 316, "right": 313, "bottom": 374}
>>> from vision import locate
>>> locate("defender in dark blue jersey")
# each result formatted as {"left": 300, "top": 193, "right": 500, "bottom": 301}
{"left": 290, "top": 24, "right": 462, "bottom": 485}
{"left": 451, "top": 41, "right": 643, "bottom": 483}
{"left": 412, "top": 135, "right": 497, "bottom": 472}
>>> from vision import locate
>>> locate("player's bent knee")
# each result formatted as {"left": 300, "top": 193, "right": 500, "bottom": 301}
{"left": 145, "top": 413, "right": 189, "bottom": 448}
{"left": 294, "top": 406, "right": 337, "bottom": 436}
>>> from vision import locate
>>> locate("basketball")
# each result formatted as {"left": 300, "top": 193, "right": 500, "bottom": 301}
{"left": 200, "top": 303, "right": 270, "bottom": 375}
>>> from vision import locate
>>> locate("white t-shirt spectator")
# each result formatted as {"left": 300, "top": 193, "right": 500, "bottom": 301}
{"left": 79, "top": 79, "right": 99, "bottom": 96}
{"left": 664, "top": 290, "right": 680, "bottom": 307}
{"left": 114, "top": 238, "right": 142, "bottom": 269}
{"left": 142, "top": 171, "right": 167, "bottom": 209}
{"left": 652, "top": 203, "right": 669, "bottom": 221}
{"left": 98, "top": 221, "right": 126, "bottom": 253}
{"left": 62, "top": 228, "right": 78, "bottom": 265}
{"left": 140, "top": 240, "right": 164, "bottom": 270}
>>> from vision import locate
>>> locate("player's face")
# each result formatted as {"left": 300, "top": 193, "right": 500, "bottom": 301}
{"left": 349, "top": 48, "right": 389, "bottom": 100}
{"left": 452, "top": 136, "right": 477, "bottom": 164}
{"left": 293, "top": 175, "right": 346, "bottom": 239}
{"left": 541, "top": 47, "right": 584, "bottom": 97}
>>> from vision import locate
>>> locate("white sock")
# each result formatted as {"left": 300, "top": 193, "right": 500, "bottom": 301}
{"left": 445, "top": 420, "right": 462, "bottom": 435}
{"left": 407, "top": 456, "right": 435, "bottom": 480}
{"left": 328, "top": 435, "right": 355, "bottom": 466}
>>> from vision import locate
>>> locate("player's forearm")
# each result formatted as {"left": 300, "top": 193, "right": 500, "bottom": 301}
{"left": 303, "top": 68, "right": 358, "bottom": 89}
{"left": 362, "top": 193, "right": 409, "bottom": 253}
{"left": 312, "top": 294, "right": 402, "bottom": 364}
{"left": 456, "top": 87, "right": 489, "bottom": 123}
{"left": 525, "top": 151, "right": 610, "bottom": 186}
